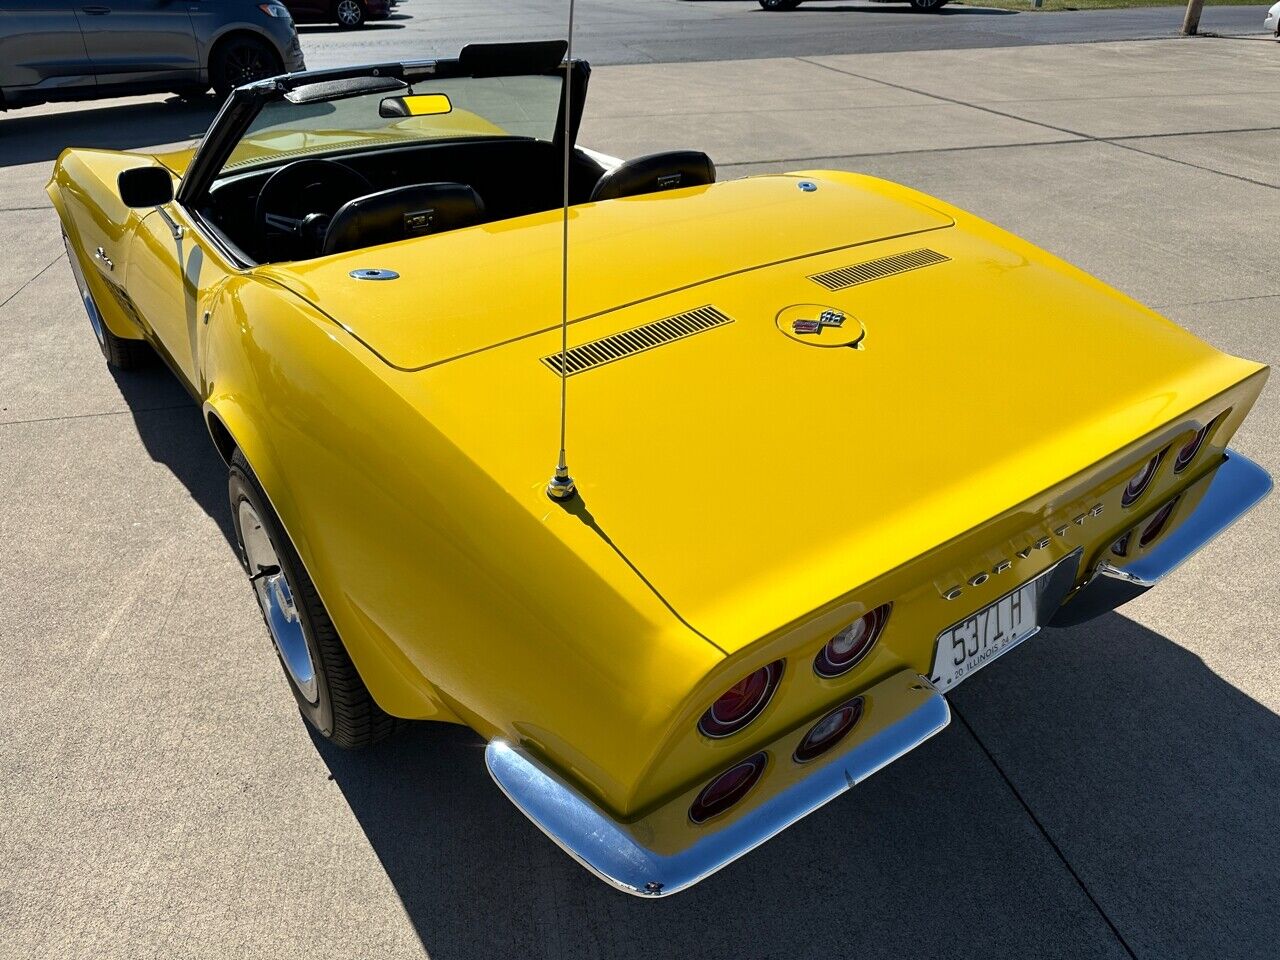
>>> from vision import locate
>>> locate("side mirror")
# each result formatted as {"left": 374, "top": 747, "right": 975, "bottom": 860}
{"left": 379, "top": 93, "right": 453, "bottom": 119}
{"left": 118, "top": 166, "right": 174, "bottom": 208}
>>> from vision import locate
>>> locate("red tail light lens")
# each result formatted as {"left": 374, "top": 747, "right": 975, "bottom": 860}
{"left": 689, "top": 752, "right": 767, "bottom": 824}
{"left": 794, "top": 697, "right": 864, "bottom": 764}
{"left": 1174, "top": 426, "right": 1209, "bottom": 474}
{"left": 1174, "top": 411, "right": 1226, "bottom": 473}
{"left": 1121, "top": 450, "right": 1165, "bottom": 507}
{"left": 698, "top": 660, "right": 784, "bottom": 738}
{"left": 814, "top": 605, "right": 890, "bottom": 679}
{"left": 1139, "top": 498, "right": 1179, "bottom": 548}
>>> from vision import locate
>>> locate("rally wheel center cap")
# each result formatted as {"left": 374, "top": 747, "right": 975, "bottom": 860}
{"left": 775, "top": 304, "right": 865, "bottom": 348}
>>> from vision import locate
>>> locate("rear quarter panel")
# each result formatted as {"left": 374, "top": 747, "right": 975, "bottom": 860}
{"left": 201, "top": 277, "right": 725, "bottom": 814}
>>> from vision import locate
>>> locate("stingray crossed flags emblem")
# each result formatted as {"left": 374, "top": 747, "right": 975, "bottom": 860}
{"left": 792, "top": 309, "right": 846, "bottom": 335}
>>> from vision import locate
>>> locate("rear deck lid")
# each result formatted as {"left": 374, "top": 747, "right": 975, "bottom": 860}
{"left": 253, "top": 174, "right": 954, "bottom": 370}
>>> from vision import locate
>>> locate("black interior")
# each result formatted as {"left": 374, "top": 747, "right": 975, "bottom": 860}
{"left": 201, "top": 139, "right": 715, "bottom": 264}
{"left": 323, "top": 182, "right": 486, "bottom": 256}
{"left": 589, "top": 150, "right": 716, "bottom": 203}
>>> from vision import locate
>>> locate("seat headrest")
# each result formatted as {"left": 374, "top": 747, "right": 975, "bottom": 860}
{"left": 588, "top": 150, "right": 716, "bottom": 204}
{"left": 322, "top": 182, "right": 485, "bottom": 256}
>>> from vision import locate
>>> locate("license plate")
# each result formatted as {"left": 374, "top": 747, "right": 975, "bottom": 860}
{"left": 929, "top": 566, "right": 1057, "bottom": 691}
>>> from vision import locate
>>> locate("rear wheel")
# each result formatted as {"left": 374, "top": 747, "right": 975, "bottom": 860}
{"left": 229, "top": 449, "right": 403, "bottom": 748}
{"left": 211, "top": 36, "right": 282, "bottom": 99}
{"left": 909, "top": 0, "right": 946, "bottom": 10}
{"left": 62, "top": 231, "right": 151, "bottom": 370}
{"left": 335, "top": 0, "right": 366, "bottom": 27}
{"left": 758, "top": 0, "right": 802, "bottom": 8}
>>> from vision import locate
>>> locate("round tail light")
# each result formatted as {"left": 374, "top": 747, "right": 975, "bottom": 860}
{"left": 1121, "top": 450, "right": 1165, "bottom": 507}
{"left": 1139, "top": 498, "right": 1179, "bottom": 548}
{"left": 1174, "top": 411, "right": 1226, "bottom": 473}
{"left": 794, "top": 697, "right": 864, "bottom": 764}
{"left": 1174, "top": 426, "right": 1209, "bottom": 474}
{"left": 814, "top": 604, "right": 890, "bottom": 678}
{"left": 689, "top": 752, "right": 767, "bottom": 824}
{"left": 698, "top": 660, "right": 784, "bottom": 738}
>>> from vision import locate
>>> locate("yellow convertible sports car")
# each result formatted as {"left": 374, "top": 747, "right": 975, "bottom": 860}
{"left": 50, "top": 41, "right": 1271, "bottom": 897}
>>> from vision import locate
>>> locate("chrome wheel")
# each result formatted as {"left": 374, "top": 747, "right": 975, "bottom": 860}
{"left": 238, "top": 500, "right": 318, "bottom": 703}
{"left": 62, "top": 233, "right": 105, "bottom": 347}
{"left": 337, "top": 0, "right": 363, "bottom": 25}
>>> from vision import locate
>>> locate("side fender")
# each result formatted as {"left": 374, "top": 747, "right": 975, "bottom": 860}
{"left": 47, "top": 148, "right": 170, "bottom": 341}
{"left": 200, "top": 276, "right": 461, "bottom": 723}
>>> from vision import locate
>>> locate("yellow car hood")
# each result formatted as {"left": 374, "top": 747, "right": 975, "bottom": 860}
{"left": 255, "top": 174, "right": 955, "bottom": 370}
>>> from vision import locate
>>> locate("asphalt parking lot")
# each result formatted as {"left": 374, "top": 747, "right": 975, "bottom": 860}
{"left": 2, "top": 13, "right": 1279, "bottom": 960}
{"left": 298, "top": 0, "right": 1273, "bottom": 64}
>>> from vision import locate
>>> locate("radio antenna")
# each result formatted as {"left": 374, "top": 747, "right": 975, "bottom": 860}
{"left": 546, "top": 0, "right": 579, "bottom": 502}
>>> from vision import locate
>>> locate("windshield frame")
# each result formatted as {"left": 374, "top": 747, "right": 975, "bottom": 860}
{"left": 176, "top": 42, "right": 589, "bottom": 210}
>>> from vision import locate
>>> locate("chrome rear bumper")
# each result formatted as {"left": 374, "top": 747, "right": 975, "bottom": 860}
{"left": 486, "top": 670, "right": 949, "bottom": 898}
{"left": 1053, "top": 448, "right": 1272, "bottom": 626}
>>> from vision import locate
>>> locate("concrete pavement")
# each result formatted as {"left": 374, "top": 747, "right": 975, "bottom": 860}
{"left": 2, "top": 32, "right": 1278, "bottom": 960}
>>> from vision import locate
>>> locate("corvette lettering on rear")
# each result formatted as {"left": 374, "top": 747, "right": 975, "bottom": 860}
{"left": 940, "top": 503, "right": 1103, "bottom": 601}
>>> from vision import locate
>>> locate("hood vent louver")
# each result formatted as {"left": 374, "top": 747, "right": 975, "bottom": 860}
{"left": 810, "top": 247, "right": 949, "bottom": 292}
{"left": 542, "top": 305, "right": 733, "bottom": 376}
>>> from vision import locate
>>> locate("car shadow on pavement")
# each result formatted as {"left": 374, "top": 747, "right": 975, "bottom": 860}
{"left": 312, "top": 612, "right": 1280, "bottom": 960}
{"left": 296, "top": 21, "right": 408, "bottom": 33}
{"left": 0, "top": 97, "right": 218, "bottom": 169}
{"left": 108, "top": 366, "right": 238, "bottom": 549}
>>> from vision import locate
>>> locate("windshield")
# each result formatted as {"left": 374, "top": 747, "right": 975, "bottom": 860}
{"left": 220, "top": 74, "right": 563, "bottom": 174}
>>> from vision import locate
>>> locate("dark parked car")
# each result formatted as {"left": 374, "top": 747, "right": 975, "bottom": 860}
{"left": 0, "top": 0, "right": 305, "bottom": 109}
{"left": 282, "top": 0, "right": 390, "bottom": 28}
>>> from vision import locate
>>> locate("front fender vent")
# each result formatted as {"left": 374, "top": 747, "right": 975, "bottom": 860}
{"left": 103, "top": 277, "right": 144, "bottom": 327}
{"left": 542, "top": 305, "right": 733, "bottom": 376}
{"left": 810, "top": 247, "right": 949, "bottom": 292}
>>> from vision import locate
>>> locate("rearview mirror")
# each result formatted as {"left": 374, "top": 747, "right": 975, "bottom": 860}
{"left": 118, "top": 166, "right": 174, "bottom": 208}
{"left": 379, "top": 93, "right": 453, "bottom": 119}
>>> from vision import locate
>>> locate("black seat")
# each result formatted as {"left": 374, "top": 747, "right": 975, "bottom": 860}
{"left": 322, "top": 182, "right": 485, "bottom": 255}
{"left": 588, "top": 151, "right": 716, "bottom": 203}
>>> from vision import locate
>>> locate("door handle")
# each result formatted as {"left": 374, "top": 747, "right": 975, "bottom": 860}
{"left": 94, "top": 247, "right": 113, "bottom": 271}
{"left": 82, "top": 6, "right": 111, "bottom": 14}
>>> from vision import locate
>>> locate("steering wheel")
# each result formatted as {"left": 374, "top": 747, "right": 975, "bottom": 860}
{"left": 255, "top": 158, "right": 373, "bottom": 259}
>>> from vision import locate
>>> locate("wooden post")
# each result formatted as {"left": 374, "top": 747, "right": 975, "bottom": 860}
{"left": 1182, "top": 0, "right": 1205, "bottom": 34}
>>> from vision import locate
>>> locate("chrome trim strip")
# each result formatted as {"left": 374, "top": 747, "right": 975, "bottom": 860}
{"left": 485, "top": 684, "right": 950, "bottom": 898}
{"left": 1098, "top": 448, "right": 1271, "bottom": 588}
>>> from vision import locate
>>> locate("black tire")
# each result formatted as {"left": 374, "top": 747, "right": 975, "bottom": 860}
{"left": 229, "top": 448, "right": 404, "bottom": 748}
{"left": 62, "top": 231, "right": 152, "bottom": 370}
{"left": 97, "top": 320, "right": 152, "bottom": 369}
{"left": 909, "top": 0, "right": 945, "bottom": 10}
{"left": 759, "top": 0, "right": 802, "bottom": 8}
{"left": 211, "top": 35, "right": 283, "bottom": 100}
{"left": 334, "top": 0, "right": 366, "bottom": 27}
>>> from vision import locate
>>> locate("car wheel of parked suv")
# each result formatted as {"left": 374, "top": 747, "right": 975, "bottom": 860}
{"left": 336, "top": 0, "right": 366, "bottom": 27}
{"left": 211, "top": 35, "right": 283, "bottom": 99}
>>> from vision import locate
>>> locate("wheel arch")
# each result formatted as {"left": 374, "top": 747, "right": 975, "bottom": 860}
{"left": 204, "top": 26, "right": 285, "bottom": 83}
{"left": 206, "top": 407, "right": 238, "bottom": 466}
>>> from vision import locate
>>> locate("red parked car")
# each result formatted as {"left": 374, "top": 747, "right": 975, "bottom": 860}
{"left": 282, "top": 0, "right": 391, "bottom": 28}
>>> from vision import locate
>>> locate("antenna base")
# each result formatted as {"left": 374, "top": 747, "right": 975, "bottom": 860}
{"left": 546, "top": 466, "right": 577, "bottom": 502}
